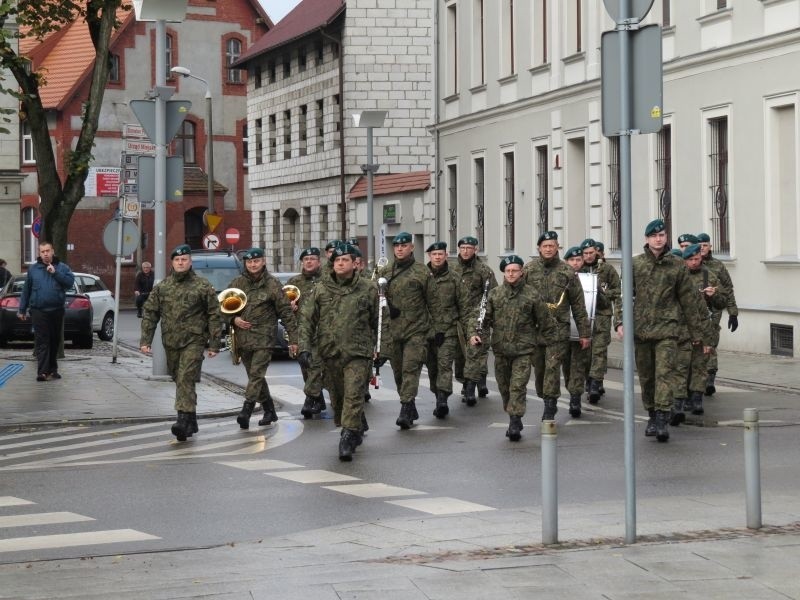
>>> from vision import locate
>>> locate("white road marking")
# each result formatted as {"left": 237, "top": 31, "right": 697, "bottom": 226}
{"left": 265, "top": 384, "right": 306, "bottom": 405}
{"left": 385, "top": 497, "right": 495, "bottom": 515}
{"left": 0, "top": 426, "right": 94, "bottom": 444}
{"left": 0, "top": 497, "right": 35, "bottom": 508}
{"left": 216, "top": 459, "right": 304, "bottom": 471}
{"left": 0, "top": 421, "right": 167, "bottom": 453}
{"left": 0, "top": 529, "right": 160, "bottom": 553}
{"left": 322, "top": 483, "right": 426, "bottom": 498}
{"left": 0, "top": 512, "right": 94, "bottom": 528}
{"left": 265, "top": 469, "right": 360, "bottom": 484}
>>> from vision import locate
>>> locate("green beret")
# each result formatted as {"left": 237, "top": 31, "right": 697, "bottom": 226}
{"left": 426, "top": 241, "right": 447, "bottom": 253}
{"left": 329, "top": 243, "right": 357, "bottom": 262}
{"left": 392, "top": 231, "right": 412, "bottom": 245}
{"left": 564, "top": 246, "right": 582, "bottom": 260}
{"left": 669, "top": 248, "right": 684, "bottom": 258}
{"left": 346, "top": 237, "right": 360, "bottom": 247}
{"left": 677, "top": 233, "right": 699, "bottom": 245}
{"left": 595, "top": 241, "right": 605, "bottom": 253}
{"left": 299, "top": 247, "right": 321, "bottom": 260}
{"left": 644, "top": 219, "right": 666, "bottom": 236}
{"left": 171, "top": 244, "right": 191, "bottom": 259}
{"left": 696, "top": 232, "right": 711, "bottom": 243}
{"left": 457, "top": 236, "right": 479, "bottom": 247}
{"left": 241, "top": 247, "right": 265, "bottom": 260}
{"left": 682, "top": 243, "right": 701, "bottom": 259}
{"left": 351, "top": 246, "right": 363, "bottom": 258}
{"left": 580, "top": 238, "right": 596, "bottom": 250}
{"left": 499, "top": 254, "right": 524, "bottom": 271}
{"left": 537, "top": 231, "right": 558, "bottom": 246}
{"left": 324, "top": 240, "right": 342, "bottom": 251}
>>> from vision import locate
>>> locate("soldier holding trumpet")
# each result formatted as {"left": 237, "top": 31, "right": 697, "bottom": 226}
{"left": 225, "top": 247, "right": 298, "bottom": 430}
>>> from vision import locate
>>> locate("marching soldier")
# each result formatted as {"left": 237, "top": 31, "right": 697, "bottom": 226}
{"left": 298, "top": 243, "right": 378, "bottom": 460}
{"left": 579, "top": 238, "right": 621, "bottom": 404}
{"left": 562, "top": 246, "right": 592, "bottom": 418}
{"left": 469, "top": 255, "right": 556, "bottom": 441}
{"left": 227, "top": 247, "right": 298, "bottom": 430}
{"left": 377, "top": 231, "right": 432, "bottom": 430}
{"left": 140, "top": 244, "right": 222, "bottom": 441}
{"left": 524, "top": 231, "right": 591, "bottom": 421}
{"left": 288, "top": 247, "right": 325, "bottom": 418}
{"left": 451, "top": 235, "right": 498, "bottom": 406}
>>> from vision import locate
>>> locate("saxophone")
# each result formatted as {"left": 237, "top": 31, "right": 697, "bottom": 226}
{"left": 476, "top": 279, "right": 490, "bottom": 334}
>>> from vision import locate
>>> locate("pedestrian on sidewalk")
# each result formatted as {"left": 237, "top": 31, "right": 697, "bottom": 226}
{"left": 139, "top": 244, "right": 222, "bottom": 442}
{"left": 133, "top": 261, "right": 154, "bottom": 318}
{"left": 17, "top": 241, "right": 75, "bottom": 381}
{"left": 0, "top": 258, "right": 12, "bottom": 287}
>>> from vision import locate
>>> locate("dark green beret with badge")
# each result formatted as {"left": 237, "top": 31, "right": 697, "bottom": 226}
{"left": 457, "top": 236, "right": 479, "bottom": 247}
{"left": 299, "top": 247, "right": 321, "bottom": 260}
{"left": 564, "top": 246, "right": 582, "bottom": 260}
{"left": 171, "top": 244, "right": 191, "bottom": 259}
{"left": 499, "top": 254, "right": 524, "bottom": 271}
{"left": 697, "top": 232, "right": 711, "bottom": 243}
{"left": 682, "top": 243, "right": 701, "bottom": 259}
{"left": 644, "top": 218, "right": 666, "bottom": 236}
{"left": 580, "top": 238, "right": 596, "bottom": 250}
{"left": 670, "top": 248, "right": 684, "bottom": 258}
{"left": 537, "top": 231, "right": 558, "bottom": 246}
{"left": 329, "top": 243, "right": 357, "bottom": 262}
{"left": 426, "top": 241, "right": 447, "bottom": 253}
{"left": 346, "top": 237, "right": 360, "bottom": 247}
{"left": 677, "top": 233, "right": 699, "bottom": 245}
{"left": 324, "top": 240, "right": 342, "bottom": 251}
{"left": 241, "top": 247, "right": 265, "bottom": 260}
{"left": 392, "top": 231, "right": 412, "bottom": 245}
{"left": 595, "top": 241, "right": 605, "bottom": 253}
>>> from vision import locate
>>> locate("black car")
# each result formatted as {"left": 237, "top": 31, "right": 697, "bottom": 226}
{"left": 0, "top": 275, "right": 94, "bottom": 348}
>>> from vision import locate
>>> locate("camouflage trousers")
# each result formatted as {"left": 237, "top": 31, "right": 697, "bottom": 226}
{"left": 300, "top": 350, "right": 323, "bottom": 398}
{"left": 165, "top": 343, "right": 205, "bottom": 412}
{"left": 588, "top": 314, "right": 612, "bottom": 380}
{"left": 688, "top": 343, "right": 710, "bottom": 394}
{"left": 673, "top": 339, "right": 692, "bottom": 398}
{"left": 322, "top": 355, "right": 370, "bottom": 430}
{"left": 494, "top": 353, "right": 531, "bottom": 416}
{"left": 708, "top": 311, "right": 723, "bottom": 372}
{"left": 426, "top": 334, "right": 458, "bottom": 395}
{"left": 238, "top": 347, "right": 273, "bottom": 407}
{"left": 562, "top": 340, "right": 591, "bottom": 396}
{"left": 388, "top": 332, "right": 428, "bottom": 403}
{"left": 530, "top": 340, "right": 568, "bottom": 400}
{"left": 634, "top": 337, "right": 677, "bottom": 412}
{"left": 454, "top": 329, "right": 490, "bottom": 382}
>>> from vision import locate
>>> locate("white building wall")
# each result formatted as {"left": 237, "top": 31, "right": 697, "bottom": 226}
{"left": 0, "top": 22, "right": 23, "bottom": 272}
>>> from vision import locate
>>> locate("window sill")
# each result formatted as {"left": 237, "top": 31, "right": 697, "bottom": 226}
{"left": 443, "top": 93, "right": 460, "bottom": 104}
{"left": 697, "top": 7, "right": 733, "bottom": 25}
{"left": 662, "top": 25, "right": 676, "bottom": 35}
{"left": 497, "top": 73, "right": 518, "bottom": 85}
{"left": 562, "top": 51, "right": 585, "bottom": 65}
{"left": 469, "top": 83, "right": 487, "bottom": 94}
{"left": 528, "top": 62, "right": 551, "bottom": 76}
{"left": 762, "top": 257, "right": 800, "bottom": 266}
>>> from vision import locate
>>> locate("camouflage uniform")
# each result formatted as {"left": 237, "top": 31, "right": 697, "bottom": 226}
{"left": 288, "top": 270, "right": 323, "bottom": 401}
{"left": 580, "top": 259, "right": 622, "bottom": 386}
{"left": 684, "top": 265, "right": 726, "bottom": 395}
{"left": 140, "top": 269, "right": 222, "bottom": 412}
{"left": 702, "top": 254, "right": 738, "bottom": 378}
{"left": 298, "top": 271, "right": 378, "bottom": 431}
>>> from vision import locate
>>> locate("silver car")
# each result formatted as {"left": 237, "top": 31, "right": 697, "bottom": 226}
{"left": 73, "top": 273, "right": 115, "bottom": 341}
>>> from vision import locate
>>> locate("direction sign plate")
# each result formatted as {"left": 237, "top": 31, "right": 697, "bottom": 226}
{"left": 203, "top": 233, "right": 221, "bottom": 250}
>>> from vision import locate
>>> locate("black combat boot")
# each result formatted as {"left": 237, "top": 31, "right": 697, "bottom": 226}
{"left": 506, "top": 415, "right": 523, "bottom": 441}
{"left": 705, "top": 370, "right": 717, "bottom": 396}
{"left": 188, "top": 412, "right": 198, "bottom": 435}
{"left": 171, "top": 411, "right": 191, "bottom": 442}
{"left": 312, "top": 393, "right": 326, "bottom": 414}
{"left": 236, "top": 401, "right": 255, "bottom": 429}
{"left": 645, "top": 410, "right": 657, "bottom": 437}
{"left": 433, "top": 390, "right": 450, "bottom": 419}
{"left": 300, "top": 395, "right": 316, "bottom": 419}
{"left": 360, "top": 412, "right": 369, "bottom": 435}
{"left": 541, "top": 398, "right": 558, "bottom": 421}
{"left": 670, "top": 399, "right": 686, "bottom": 426}
{"left": 338, "top": 428, "right": 362, "bottom": 461}
{"left": 463, "top": 381, "right": 477, "bottom": 407}
{"left": 410, "top": 399, "right": 419, "bottom": 421}
{"left": 655, "top": 410, "right": 670, "bottom": 442}
{"left": 569, "top": 393, "right": 582, "bottom": 418}
{"left": 477, "top": 375, "right": 489, "bottom": 398}
{"left": 258, "top": 402, "right": 278, "bottom": 426}
{"left": 396, "top": 402, "right": 416, "bottom": 430}
{"left": 598, "top": 381, "right": 606, "bottom": 396}
{"left": 588, "top": 378, "right": 602, "bottom": 404}
{"left": 690, "top": 391, "right": 704, "bottom": 415}
{"left": 460, "top": 382, "right": 467, "bottom": 403}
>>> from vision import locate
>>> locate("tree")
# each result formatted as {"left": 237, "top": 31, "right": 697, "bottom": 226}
{"left": 0, "top": 0, "right": 126, "bottom": 259}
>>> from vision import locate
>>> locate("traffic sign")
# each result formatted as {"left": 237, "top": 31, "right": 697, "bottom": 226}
{"left": 102, "top": 218, "right": 138, "bottom": 256}
{"left": 205, "top": 212, "right": 223, "bottom": 232}
{"left": 137, "top": 156, "right": 184, "bottom": 202}
{"left": 123, "top": 198, "right": 140, "bottom": 219}
{"left": 129, "top": 99, "right": 191, "bottom": 144}
{"left": 203, "top": 233, "right": 221, "bottom": 250}
{"left": 225, "top": 228, "right": 240, "bottom": 244}
{"left": 603, "top": 0, "right": 654, "bottom": 23}
{"left": 31, "top": 216, "right": 42, "bottom": 239}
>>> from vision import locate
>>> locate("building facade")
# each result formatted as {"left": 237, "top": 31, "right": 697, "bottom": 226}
{"left": 434, "top": 0, "right": 800, "bottom": 356}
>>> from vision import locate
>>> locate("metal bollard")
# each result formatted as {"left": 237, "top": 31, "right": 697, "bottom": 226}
{"left": 743, "top": 408, "right": 762, "bottom": 530}
{"left": 541, "top": 419, "right": 558, "bottom": 544}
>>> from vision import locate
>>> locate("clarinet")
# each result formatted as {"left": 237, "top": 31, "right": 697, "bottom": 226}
{"left": 476, "top": 279, "right": 490, "bottom": 335}
{"left": 373, "top": 277, "right": 388, "bottom": 388}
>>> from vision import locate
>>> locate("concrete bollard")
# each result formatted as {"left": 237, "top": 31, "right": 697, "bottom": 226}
{"left": 541, "top": 419, "right": 558, "bottom": 545}
{"left": 743, "top": 408, "right": 762, "bottom": 530}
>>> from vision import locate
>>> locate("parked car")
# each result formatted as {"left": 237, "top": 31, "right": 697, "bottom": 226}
{"left": 0, "top": 275, "right": 94, "bottom": 348}
{"left": 271, "top": 272, "right": 300, "bottom": 359}
{"left": 73, "top": 273, "right": 115, "bottom": 341}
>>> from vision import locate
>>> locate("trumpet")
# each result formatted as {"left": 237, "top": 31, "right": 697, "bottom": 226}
{"left": 218, "top": 288, "right": 248, "bottom": 314}
{"left": 282, "top": 284, "right": 301, "bottom": 302}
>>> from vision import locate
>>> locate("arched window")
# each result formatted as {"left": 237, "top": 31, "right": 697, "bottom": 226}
{"left": 226, "top": 38, "right": 242, "bottom": 83}
{"left": 172, "top": 121, "right": 196, "bottom": 164}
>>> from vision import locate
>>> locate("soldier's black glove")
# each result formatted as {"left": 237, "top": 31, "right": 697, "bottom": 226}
{"left": 297, "top": 351, "right": 312, "bottom": 369}
{"left": 373, "top": 356, "right": 388, "bottom": 368}
{"left": 388, "top": 305, "right": 401, "bottom": 319}
{"left": 728, "top": 315, "right": 738, "bottom": 332}
{"left": 434, "top": 332, "right": 445, "bottom": 347}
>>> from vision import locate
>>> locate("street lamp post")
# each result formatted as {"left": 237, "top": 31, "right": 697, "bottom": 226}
{"left": 352, "top": 110, "right": 387, "bottom": 273}
{"left": 171, "top": 66, "right": 215, "bottom": 215}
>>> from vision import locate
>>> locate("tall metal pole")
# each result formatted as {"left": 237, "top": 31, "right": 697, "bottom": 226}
{"left": 366, "top": 126, "right": 375, "bottom": 272}
{"left": 152, "top": 19, "right": 168, "bottom": 376}
{"left": 205, "top": 90, "right": 214, "bottom": 214}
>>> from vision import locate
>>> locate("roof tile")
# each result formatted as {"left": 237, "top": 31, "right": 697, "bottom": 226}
{"left": 348, "top": 171, "right": 431, "bottom": 200}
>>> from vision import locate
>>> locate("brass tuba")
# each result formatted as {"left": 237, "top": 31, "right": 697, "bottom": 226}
{"left": 282, "top": 284, "right": 301, "bottom": 302}
{"left": 218, "top": 288, "right": 248, "bottom": 314}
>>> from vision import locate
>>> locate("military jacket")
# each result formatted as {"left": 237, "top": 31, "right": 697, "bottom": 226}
{"left": 524, "top": 256, "right": 591, "bottom": 342}
{"left": 140, "top": 269, "right": 222, "bottom": 350}
{"left": 228, "top": 270, "right": 297, "bottom": 350}
{"left": 378, "top": 257, "right": 432, "bottom": 341}
{"left": 287, "top": 270, "right": 321, "bottom": 307}
{"left": 476, "top": 281, "right": 557, "bottom": 356}
{"left": 426, "top": 262, "right": 469, "bottom": 337}
{"left": 299, "top": 272, "right": 378, "bottom": 360}
{"left": 682, "top": 267, "right": 727, "bottom": 344}
{"left": 581, "top": 260, "right": 622, "bottom": 322}
{"left": 703, "top": 255, "right": 738, "bottom": 318}
{"left": 451, "top": 254, "right": 498, "bottom": 305}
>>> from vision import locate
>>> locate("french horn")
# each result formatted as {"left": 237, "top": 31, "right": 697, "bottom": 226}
{"left": 282, "top": 284, "right": 301, "bottom": 302}
{"left": 218, "top": 288, "right": 248, "bottom": 314}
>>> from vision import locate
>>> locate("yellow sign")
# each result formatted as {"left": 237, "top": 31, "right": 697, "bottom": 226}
{"left": 651, "top": 105, "right": 662, "bottom": 119}
{"left": 206, "top": 213, "right": 223, "bottom": 232}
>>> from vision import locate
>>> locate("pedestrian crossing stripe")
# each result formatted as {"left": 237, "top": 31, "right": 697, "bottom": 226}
{"left": 322, "top": 483, "right": 425, "bottom": 498}
{"left": 385, "top": 497, "right": 495, "bottom": 515}
{"left": 0, "top": 496, "right": 34, "bottom": 508}
{"left": 0, "top": 511, "right": 94, "bottom": 528}
{"left": 0, "top": 529, "right": 160, "bottom": 553}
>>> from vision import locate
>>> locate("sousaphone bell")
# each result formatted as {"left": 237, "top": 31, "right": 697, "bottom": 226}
{"left": 282, "top": 285, "right": 301, "bottom": 302}
{"left": 218, "top": 288, "right": 248, "bottom": 314}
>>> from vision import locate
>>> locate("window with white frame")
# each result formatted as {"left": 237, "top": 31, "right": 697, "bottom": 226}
{"left": 765, "top": 95, "right": 799, "bottom": 259}
{"left": 535, "top": 144, "right": 549, "bottom": 239}
{"left": 503, "top": 151, "right": 515, "bottom": 250}
{"left": 22, "top": 207, "right": 37, "bottom": 264}
{"left": 501, "top": 0, "right": 515, "bottom": 76}
{"left": 226, "top": 38, "right": 242, "bottom": 83}
{"left": 447, "top": 163, "right": 458, "bottom": 250}
{"left": 22, "top": 121, "right": 35, "bottom": 163}
{"left": 108, "top": 53, "right": 121, "bottom": 83}
{"left": 471, "top": 0, "right": 485, "bottom": 86}
{"left": 165, "top": 34, "right": 174, "bottom": 79}
{"left": 655, "top": 124, "right": 672, "bottom": 243}
{"left": 533, "top": 0, "right": 549, "bottom": 66}
{"left": 608, "top": 137, "right": 621, "bottom": 252}
{"left": 446, "top": 1, "right": 458, "bottom": 95}
{"left": 242, "top": 122, "right": 249, "bottom": 166}
{"left": 566, "top": 0, "right": 583, "bottom": 55}
{"left": 707, "top": 115, "right": 730, "bottom": 254}
{"left": 662, "top": 0, "right": 671, "bottom": 27}
{"left": 473, "top": 155, "right": 485, "bottom": 249}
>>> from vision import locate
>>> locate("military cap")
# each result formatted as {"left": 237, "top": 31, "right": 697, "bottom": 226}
{"left": 299, "top": 247, "right": 321, "bottom": 260}
{"left": 644, "top": 218, "right": 666, "bottom": 236}
{"left": 564, "top": 246, "right": 582, "bottom": 260}
{"left": 426, "top": 241, "right": 447, "bottom": 253}
{"left": 682, "top": 243, "right": 702, "bottom": 259}
{"left": 677, "top": 233, "right": 699, "bottom": 245}
{"left": 669, "top": 248, "right": 684, "bottom": 258}
{"left": 499, "top": 255, "right": 524, "bottom": 271}
{"left": 351, "top": 246, "right": 363, "bottom": 258}
{"left": 241, "top": 247, "right": 265, "bottom": 260}
{"left": 457, "top": 236, "right": 479, "bottom": 247}
{"left": 595, "top": 241, "right": 605, "bottom": 253}
{"left": 696, "top": 232, "right": 711, "bottom": 243}
{"left": 345, "top": 237, "right": 360, "bottom": 247}
{"left": 171, "top": 244, "right": 191, "bottom": 259}
{"left": 329, "top": 243, "right": 357, "bottom": 262}
{"left": 537, "top": 231, "right": 558, "bottom": 246}
{"left": 580, "top": 238, "right": 596, "bottom": 250}
{"left": 324, "top": 240, "right": 342, "bottom": 251}
{"left": 392, "top": 231, "right": 412, "bottom": 245}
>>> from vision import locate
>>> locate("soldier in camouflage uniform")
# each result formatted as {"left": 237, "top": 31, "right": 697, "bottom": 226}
{"left": 298, "top": 243, "right": 378, "bottom": 461}
{"left": 470, "top": 255, "right": 557, "bottom": 441}
{"left": 377, "top": 231, "right": 432, "bottom": 430}
{"left": 561, "top": 246, "right": 592, "bottom": 418}
{"left": 616, "top": 220, "right": 710, "bottom": 443}
{"left": 451, "top": 236, "right": 498, "bottom": 406}
{"left": 227, "top": 247, "right": 298, "bottom": 430}
{"left": 524, "top": 231, "right": 591, "bottom": 421}
{"left": 425, "top": 241, "right": 469, "bottom": 419}
{"left": 697, "top": 232, "right": 739, "bottom": 396}
{"left": 580, "top": 238, "right": 621, "bottom": 404}
{"left": 140, "top": 244, "right": 222, "bottom": 441}
{"left": 288, "top": 247, "right": 325, "bottom": 418}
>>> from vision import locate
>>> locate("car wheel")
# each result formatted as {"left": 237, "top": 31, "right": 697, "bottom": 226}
{"left": 74, "top": 334, "right": 94, "bottom": 349}
{"left": 98, "top": 311, "right": 114, "bottom": 341}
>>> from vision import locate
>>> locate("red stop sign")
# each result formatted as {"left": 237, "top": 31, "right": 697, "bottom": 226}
{"left": 225, "top": 228, "right": 240, "bottom": 244}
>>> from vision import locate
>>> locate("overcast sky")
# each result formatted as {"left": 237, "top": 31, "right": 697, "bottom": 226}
{"left": 259, "top": 0, "right": 302, "bottom": 23}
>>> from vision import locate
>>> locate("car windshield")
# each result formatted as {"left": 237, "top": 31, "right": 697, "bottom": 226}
{"left": 193, "top": 267, "right": 241, "bottom": 292}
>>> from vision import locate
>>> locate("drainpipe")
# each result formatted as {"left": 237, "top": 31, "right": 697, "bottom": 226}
{"left": 321, "top": 28, "right": 346, "bottom": 240}
{"left": 433, "top": 0, "right": 441, "bottom": 242}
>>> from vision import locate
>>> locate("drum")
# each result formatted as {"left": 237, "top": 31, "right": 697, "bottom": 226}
{"left": 569, "top": 272, "right": 598, "bottom": 340}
